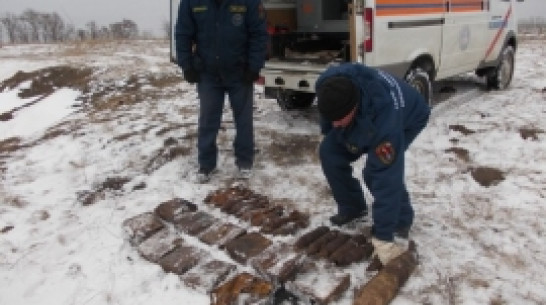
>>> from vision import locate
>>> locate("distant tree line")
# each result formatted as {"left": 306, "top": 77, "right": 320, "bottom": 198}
{"left": 0, "top": 9, "right": 141, "bottom": 44}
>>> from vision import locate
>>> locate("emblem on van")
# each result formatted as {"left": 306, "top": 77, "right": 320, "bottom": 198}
{"left": 459, "top": 25, "right": 470, "bottom": 51}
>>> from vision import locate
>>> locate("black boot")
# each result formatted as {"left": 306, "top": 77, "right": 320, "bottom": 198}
{"left": 395, "top": 226, "right": 411, "bottom": 239}
{"left": 329, "top": 210, "right": 367, "bottom": 226}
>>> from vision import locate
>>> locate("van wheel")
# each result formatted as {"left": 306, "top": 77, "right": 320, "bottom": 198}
{"left": 277, "top": 91, "right": 315, "bottom": 110}
{"left": 486, "top": 46, "right": 515, "bottom": 90}
{"left": 405, "top": 67, "right": 432, "bottom": 106}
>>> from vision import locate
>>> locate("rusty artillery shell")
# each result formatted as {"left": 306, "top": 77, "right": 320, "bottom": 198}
{"left": 271, "top": 212, "right": 309, "bottom": 235}
{"left": 154, "top": 198, "right": 197, "bottom": 222}
{"left": 252, "top": 206, "right": 284, "bottom": 227}
{"left": 234, "top": 198, "right": 269, "bottom": 217}
{"left": 250, "top": 206, "right": 281, "bottom": 226}
{"left": 306, "top": 230, "right": 339, "bottom": 255}
{"left": 220, "top": 198, "right": 240, "bottom": 213}
{"left": 261, "top": 211, "right": 300, "bottom": 234}
{"left": 294, "top": 226, "right": 330, "bottom": 250}
{"left": 353, "top": 241, "right": 418, "bottom": 305}
{"left": 317, "top": 233, "right": 351, "bottom": 258}
{"left": 276, "top": 255, "right": 305, "bottom": 283}
{"left": 330, "top": 240, "right": 373, "bottom": 266}
{"left": 329, "top": 234, "right": 368, "bottom": 260}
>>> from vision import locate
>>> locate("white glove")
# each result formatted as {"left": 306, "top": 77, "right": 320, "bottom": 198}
{"left": 371, "top": 237, "right": 405, "bottom": 265}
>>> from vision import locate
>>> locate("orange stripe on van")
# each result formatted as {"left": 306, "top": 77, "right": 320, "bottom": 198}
{"left": 450, "top": 0, "right": 484, "bottom": 12}
{"left": 376, "top": 8, "right": 445, "bottom": 16}
{"left": 376, "top": 0, "right": 446, "bottom": 17}
{"left": 377, "top": 0, "right": 444, "bottom": 4}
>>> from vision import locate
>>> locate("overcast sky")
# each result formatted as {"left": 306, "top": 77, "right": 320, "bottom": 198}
{"left": 0, "top": 0, "right": 169, "bottom": 36}
{"left": 1, "top": 0, "right": 545, "bottom": 37}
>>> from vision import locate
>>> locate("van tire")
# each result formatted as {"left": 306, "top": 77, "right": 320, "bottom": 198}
{"left": 405, "top": 67, "right": 432, "bottom": 106}
{"left": 486, "top": 46, "right": 515, "bottom": 90}
{"left": 276, "top": 91, "right": 315, "bottom": 110}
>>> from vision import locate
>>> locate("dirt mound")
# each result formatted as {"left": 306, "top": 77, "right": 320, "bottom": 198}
{"left": 0, "top": 66, "right": 93, "bottom": 99}
{"left": 0, "top": 64, "right": 182, "bottom": 115}
{"left": 471, "top": 166, "right": 505, "bottom": 187}
{"left": 262, "top": 131, "right": 320, "bottom": 166}
{"left": 519, "top": 127, "right": 544, "bottom": 141}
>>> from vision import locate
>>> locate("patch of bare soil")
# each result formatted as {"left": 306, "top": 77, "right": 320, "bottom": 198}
{"left": 0, "top": 112, "right": 13, "bottom": 121}
{"left": 470, "top": 166, "right": 505, "bottom": 187}
{"left": 0, "top": 66, "right": 93, "bottom": 120}
{"left": 449, "top": 124, "right": 475, "bottom": 136}
{"left": 81, "top": 73, "right": 183, "bottom": 112}
{"left": 0, "top": 59, "right": 183, "bottom": 118}
{"left": 519, "top": 127, "right": 543, "bottom": 141}
{"left": 445, "top": 147, "right": 470, "bottom": 162}
{"left": 68, "top": 128, "right": 193, "bottom": 207}
{"left": 0, "top": 66, "right": 93, "bottom": 99}
{"left": 0, "top": 137, "right": 23, "bottom": 177}
{"left": 145, "top": 137, "right": 193, "bottom": 174}
{"left": 76, "top": 176, "right": 132, "bottom": 206}
{"left": 0, "top": 137, "right": 22, "bottom": 155}
{"left": 260, "top": 131, "right": 319, "bottom": 167}
{"left": 1, "top": 226, "right": 14, "bottom": 233}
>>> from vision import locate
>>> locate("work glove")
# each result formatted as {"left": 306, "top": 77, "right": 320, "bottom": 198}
{"left": 243, "top": 69, "right": 260, "bottom": 84}
{"left": 183, "top": 69, "right": 200, "bottom": 84}
{"left": 371, "top": 237, "right": 405, "bottom": 265}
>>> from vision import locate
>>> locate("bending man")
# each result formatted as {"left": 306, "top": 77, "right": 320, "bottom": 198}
{"left": 316, "top": 63, "right": 430, "bottom": 265}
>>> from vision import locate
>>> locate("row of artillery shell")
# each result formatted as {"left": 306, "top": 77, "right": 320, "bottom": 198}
{"left": 295, "top": 225, "right": 374, "bottom": 266}
{"left": 122, "top": 191, "right": 376, "bottom": 305}
{"left": 204, "top": 186, "right": 309, "bottom": 235}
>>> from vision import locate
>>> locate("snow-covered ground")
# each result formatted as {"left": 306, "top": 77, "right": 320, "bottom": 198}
{"left": 0, "top": 38, "right": 545, "bottom": 305}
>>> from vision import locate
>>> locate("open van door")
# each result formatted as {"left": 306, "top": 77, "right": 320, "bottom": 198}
{"left": 170, "top": 0, "right": 181, "bottom": 63}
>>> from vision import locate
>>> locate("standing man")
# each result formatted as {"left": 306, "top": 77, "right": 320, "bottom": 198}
{"left": 315, "top": 63, "right": 430, "bottom": 265}
{"left": 175, "top": 0, "right": 268, "bottom": 183}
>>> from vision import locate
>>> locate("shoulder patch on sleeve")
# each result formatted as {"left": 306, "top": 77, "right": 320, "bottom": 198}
{"left": 375, "top": 141, "right": 395, "bottom": 165}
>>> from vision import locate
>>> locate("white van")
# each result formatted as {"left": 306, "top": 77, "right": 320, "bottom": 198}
{"left": 170, "top": 0, "right": 521, "bottom": 108}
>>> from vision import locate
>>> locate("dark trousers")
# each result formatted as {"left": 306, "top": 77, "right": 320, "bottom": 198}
{"left": 320, "top": 112, "right": 429, "bottom": 240}
{"left": 319, "top": 134, "right": 367, "bottom": 216}
{"left": 196, "top": 78, "right": 254, "bottom": 170}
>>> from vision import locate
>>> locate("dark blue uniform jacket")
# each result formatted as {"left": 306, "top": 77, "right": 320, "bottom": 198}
{"left": 175, "top": 0, "right": 268, "bottom": 82}
{"left": 316, "top": 63, "right": 430, "bottom": 240}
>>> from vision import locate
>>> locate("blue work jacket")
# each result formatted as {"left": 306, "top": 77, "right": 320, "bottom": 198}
{"left": 175, "top": 0, "right": 268, "bottom": 81}
{"left": 316, "top": 63, "right": 430, "bottom": 220}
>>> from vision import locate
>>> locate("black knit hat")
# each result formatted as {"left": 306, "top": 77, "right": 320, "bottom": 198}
{"left": 317, "top": 76, "right": 359, "bottom": 121}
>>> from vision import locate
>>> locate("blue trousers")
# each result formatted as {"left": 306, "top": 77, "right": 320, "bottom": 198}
{"left": 196, "top": 78, "right": 254, "bottom": 170}
{"left": 319, "top": 134, "right": 367, "bottom": 216}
